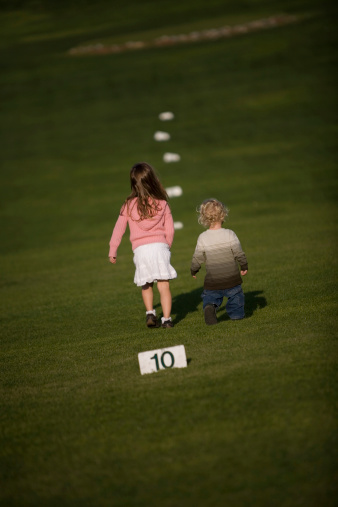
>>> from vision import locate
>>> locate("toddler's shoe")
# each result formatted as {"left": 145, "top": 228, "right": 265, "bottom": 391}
{"left": 204, "top": 304, "right": 218, "bottom": 325}
{"left": 146, "top": 314, "right": 159, "bottom": 328}
{"left": 161, "top": 319, "right": 174, "bottom": 328}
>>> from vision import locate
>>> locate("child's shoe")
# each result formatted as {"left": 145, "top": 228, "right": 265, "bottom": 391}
{"left": 204, "top": 304, "right": 218, "bottom": 325}
{"left": 146, "top": 313, "right": 159, "bottom": 328}
{"left": 161, "top": 317, "right": 173, "bottom": 328}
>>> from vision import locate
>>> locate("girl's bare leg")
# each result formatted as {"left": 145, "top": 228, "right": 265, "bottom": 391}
{"left": 142, "top": 282, "right": 154, "bottom": 312}
{"left": 157, "top": 280, "right": 172, "bottom": 319}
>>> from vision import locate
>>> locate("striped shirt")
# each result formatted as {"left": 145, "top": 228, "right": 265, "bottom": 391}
{"left": 191, "top": 228, "right": 248, "bottom": 290}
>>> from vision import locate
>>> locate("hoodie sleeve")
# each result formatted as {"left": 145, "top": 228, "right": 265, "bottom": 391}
{"left": 108, "top": 208, "right": 128, "bottom": 258}
{"left": 164, "top": 203, "right": 175, "bottom": 248}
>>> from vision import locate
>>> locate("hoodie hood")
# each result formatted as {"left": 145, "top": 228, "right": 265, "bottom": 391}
{"left": 127, "top": 198, "right": 167, "bottom": 231}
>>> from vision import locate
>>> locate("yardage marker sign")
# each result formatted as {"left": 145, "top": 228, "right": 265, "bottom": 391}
{"left": 138, "top": 345, "right": 187, "bottom": 375}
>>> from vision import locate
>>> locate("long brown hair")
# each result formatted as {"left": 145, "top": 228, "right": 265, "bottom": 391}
{"left": 123, "top": 162, "right": 169, "bottom": 220}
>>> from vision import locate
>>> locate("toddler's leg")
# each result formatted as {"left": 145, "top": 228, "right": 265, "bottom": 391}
{"left": 201, "top": 290, "right": 224, "bottom": 325}
{"left": 157, "top": 280, "right": 172, "bottom": 323}
{"left": 226, "top": 285, "right": 245, "bottom": 320}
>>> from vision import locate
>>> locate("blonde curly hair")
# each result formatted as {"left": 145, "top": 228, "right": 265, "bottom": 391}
{"left": 197, "top": 198, "right": 229, "bottom": 228}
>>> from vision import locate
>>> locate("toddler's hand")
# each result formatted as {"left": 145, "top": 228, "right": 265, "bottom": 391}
{"left": 109, "top": 257, "right": 117, "bottom": 264}
{"left": 241, "top": 270, "right": 247, "bottom": 276}
{"left": 192, "top": 275, "right": 197, "bottom": 279}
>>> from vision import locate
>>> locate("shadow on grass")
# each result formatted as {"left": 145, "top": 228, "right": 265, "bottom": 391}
{"left": 155, "top": 288, "right": 266, "bottom": 324}
{"left": 169, "top": 286, "right": 204, "bottom": 325}
{"left": 245, "top": 290, "right": 267, "bottom": 317}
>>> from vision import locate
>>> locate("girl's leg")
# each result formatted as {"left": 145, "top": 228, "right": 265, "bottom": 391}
{"left": 157, "top": 280, "right": 171, "bottom": 319}
{"left": 142, "top": 282, "right": 154, "bottom": 312}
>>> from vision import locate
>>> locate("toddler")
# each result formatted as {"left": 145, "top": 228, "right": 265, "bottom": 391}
{"left": 191, "top": 198, "right": 248, "bottom": 325}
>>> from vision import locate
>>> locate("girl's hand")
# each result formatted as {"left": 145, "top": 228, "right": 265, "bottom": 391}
{"left": 192, "top": 275, "right": 197, "bottom": 279}
{"left": 241, "top": 270, "right": 247, "bottom": 276}
{"left": 109, "top": 257, "right": 117, "bottom": 264}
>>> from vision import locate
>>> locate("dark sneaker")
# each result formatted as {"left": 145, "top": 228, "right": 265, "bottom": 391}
{"left": 146, "top": 314, "right": 159, "bottom": 328}
{"left": 161, "top": 320, "right": 174, "bottom": 328}
{"left": 204, "top": 304, "right": 218, "bottom": 325}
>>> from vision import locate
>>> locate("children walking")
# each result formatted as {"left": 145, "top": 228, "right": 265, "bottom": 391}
{"left": 109, "top": 162, "right": 177, "bottom": 328}
{"left": 191, "top": 199, "right": 248, "bottom": 325}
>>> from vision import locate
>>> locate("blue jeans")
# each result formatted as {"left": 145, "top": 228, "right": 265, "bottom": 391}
{"left": 201, "top": 285, "right": 245, "bottom": 320}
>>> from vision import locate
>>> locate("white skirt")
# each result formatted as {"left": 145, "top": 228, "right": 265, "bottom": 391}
{"left": 133, "top": 242, "right": 177, "bottom": 287}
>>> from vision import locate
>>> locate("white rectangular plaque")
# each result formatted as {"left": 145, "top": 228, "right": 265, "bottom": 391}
{"left": 138, "top": 345, "right": 187, "bottom": 375}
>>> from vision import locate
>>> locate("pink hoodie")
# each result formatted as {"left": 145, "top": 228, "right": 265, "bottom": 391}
{"left": 109, "top": 198, "right": 174, "bottom": 257}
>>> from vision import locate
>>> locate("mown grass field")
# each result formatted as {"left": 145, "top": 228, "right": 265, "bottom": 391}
{"left": 1, "top": 1, "right": 337, "bottom": 505}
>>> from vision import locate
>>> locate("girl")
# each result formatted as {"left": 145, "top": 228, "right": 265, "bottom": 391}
{"left": 109, "top": 162, "right": 177, "bottom": 328}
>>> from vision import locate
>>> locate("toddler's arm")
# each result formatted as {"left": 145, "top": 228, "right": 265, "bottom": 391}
{"left": 230, "top": 231, "right": 248, "bottom": 273}
{"left": 191, "top": 237, "right": 204, "bottom": 277}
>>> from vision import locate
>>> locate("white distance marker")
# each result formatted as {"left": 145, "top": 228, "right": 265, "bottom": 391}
{"left": 154, "top": 131, "right": 170, "bottom": 141}
{"left": 163, "top": 152, "right": 181, "bottom": 163}
{"left": 138, "top": 345, "right": 187, "bottom": 375}
{"left": 166, "top": 186, "right": 183, "bottom": 197}
{"left": 159, "top": 111, "right": 175, "bottom": 121}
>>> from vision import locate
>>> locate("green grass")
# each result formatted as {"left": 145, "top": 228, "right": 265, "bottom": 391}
{"left": 1, "top": 1, "right": 337, "bottom": 506}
